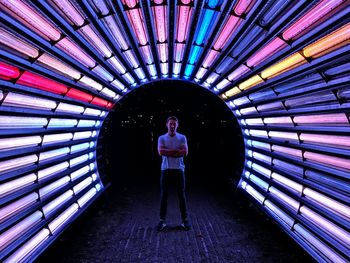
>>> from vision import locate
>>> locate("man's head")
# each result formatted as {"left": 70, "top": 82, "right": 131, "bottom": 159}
{"left": 166, "top": 116, "right": 178, "bottom": 136}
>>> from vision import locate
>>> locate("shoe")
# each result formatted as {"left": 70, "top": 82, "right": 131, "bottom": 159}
{"left": 181, "top": 220, "right": 191, "bottom": 231}
{"left": 157, "top": 220, "right": 166, "bottom": 231}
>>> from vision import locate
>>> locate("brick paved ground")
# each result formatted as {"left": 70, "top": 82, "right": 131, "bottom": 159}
{"left": 37, "top": 183, "right": 313, "bottom": 263}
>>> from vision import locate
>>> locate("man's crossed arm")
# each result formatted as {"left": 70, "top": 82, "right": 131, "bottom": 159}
{"left": 158, "top": 145, "right": 188, "bottom": 157}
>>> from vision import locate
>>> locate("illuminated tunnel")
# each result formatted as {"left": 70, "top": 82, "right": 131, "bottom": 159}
{"left": 0, "top": 0, "right": 349, "bottom": 262}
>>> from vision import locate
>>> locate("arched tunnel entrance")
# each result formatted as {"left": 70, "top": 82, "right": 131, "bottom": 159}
{"left": 0, "top": 0, "right": 349, "bottom": 262}
{"left": 100, "top": 80, "right": 244, "bottom": 191}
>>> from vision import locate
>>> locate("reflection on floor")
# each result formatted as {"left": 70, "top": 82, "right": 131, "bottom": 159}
{"left": 37, "top": 184, "right": 313, "bottom": 262}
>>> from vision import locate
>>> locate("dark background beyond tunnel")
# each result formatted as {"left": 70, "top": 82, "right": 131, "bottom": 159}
{"left": 99, "top": 80, "right": 245, "bottom": 192}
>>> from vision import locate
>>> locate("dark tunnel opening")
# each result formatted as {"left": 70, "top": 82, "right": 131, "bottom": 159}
{"left": 99, "top": 80, "right": 245, "bottom": 193}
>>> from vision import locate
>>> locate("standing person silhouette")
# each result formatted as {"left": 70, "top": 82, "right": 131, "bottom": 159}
{"left": 157, "top": 116, "right": 190, "bottom": 231}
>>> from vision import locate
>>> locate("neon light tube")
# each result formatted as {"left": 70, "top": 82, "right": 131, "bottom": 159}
{"left": 272, "top": 145, "right": 302, "bottom": 158}
{"left": 18, "top": 71, "right": 69, "bottom": 95}
{"left": 234, "top": 0, "right": 254, "bottom": 16}
{"left": 39, "top": 176, "right": 70, "bottom": 198}
{"left": 227, "top": 65, "right": 250, "bottom": 81}
{"left": 84, "top": 108, "right": 102, "bottom": 116}
{"left": 303, "top": 23, "right": 350, "bottom": 58}
{"left": 92, "top": 97, "right": 110, "bottom": 107}
{"left": 158, "top": 43, "right": 168, "bottom": 62}
{"left": 188, "top": 45, "right": 202, "bottom": 64}
{"left": 77, "top": 187, "right": 97, "bottom": 207}
{"left": 0, "top": 193, "right": 38, "bottom": 223}
{"left": 293, "top": 113, "right": 348, "bottom": 124}
{"left": 79, "top": 76, "right": 103, "bottom": 91}
{"left": 206, "top": 73, "right": 219, "bottom": 84}
{"left": 0, "top": 0, "right": 61, "bottom": 41}
{"left": 282, "top": 0, "right": 346, "bottom": 41}
{"left": 216, "top": 79, "right": 230, "bottom": 90}
{"left": 213, "top": 16, "right": 240, "bottom": 50}
{"left": 0, "top": 136, "right": 42, "bottom": 150}
{"left": 77, "top": 120, "right": 97, "bottom": 128}
{"left": 0, "top": 28, "right": 39, "bottom": 58}
{"left": 196, "top": 67, "right": 207, "bottom": 79}
{"left": 247, "top": 38, "right": 287, "bottom": 67}
{"left": 73, "top": 177, "right": 93, "bottom": 194}
{"left": 303, "top": 188, "right": 350, "bottom": 219}
{"left": 126, "top": 8, "right": 148, "bottom": 45}
{"left": 91, "top": 0, "right": 110, "bottom": 15}
{"left": 173, "top": 62, "right": 181, "bottom": 75}
{"left": 0, "top": 62, "right": 20, "bottom": 80}
{"left": 264, "top": 116, "right": 293, "bottom": 124}
{"left": 47, "top": 118, "right": 78, "bottom": 128}
{"left": 0, "top": 116, "right": 48, "bottom": 128}
{"left": 55, "top": 103, "right": 85, "bottom": 114}
{"left": 300, "top": 206, "right": 350, "bottom": 246}
{"left": 70, "top": 165, "right": 90, "bottom": 181}
{"left": 0, "top": 173, "right": 37, "bottom": 197}
{"left": 300, "top": 133, "right": 350, "bottom": 147}
{"left": 260, "top": 53, "right": 307, "bottom": 80}
{"left": 37, "top": 54, "right": 81, "bottom": 80}
{"left": 103, "top": 16, "right": 129, "bottom": 50}
{"left": 152, "top": 5, "right": 167, "bottom": 42}
{"left": 140, "top": 45, "right": 154, "bottom": 64}
{"left": 264, "top": 200, "right": 294, "bottom": 227}
{"left": 67, "top": 88, "right": 94, "bottom": 102}
{"left": 39, "top": 147, "right": 70, "bottom": 162}
{"left": 108, "top": 57, "right": 127, "bottom": 74}
{"left": 222, "top": 87, "right": 240, "bottom": 99}
{"left": 101, "top": 88, "right": 117, "bottom": 98}
{"left": 51, "top": 0, "right": 85, "bottom": 26}
{"left": 242, "top": 183, "right": 265, "bottom": 203}
{"left": 160, "top": 63, "right": 168, "bottom": 75}
{"left": 56, "top": 38, "right": 96, "bottom": 68}
{"left": 38, "top": 162, "right": 69, "bottom": 181}
{"left": 123, "top": 50, "right": 139, "bottom": 68}
{"left": 42, "top": 190, "right": 74, "bottom": 216}
{"left": 238, "top": 75, "right": 264, "bottom": 90}
{"left": 202, "top": 50, "right": 219, "bottom": 68}
{"left": 92, "top": 66, "right": 114, "bottom": 82}
{"left": 176, "top": 5, "right": 192, "bottom": 42}
{"left": 111, "top": 79, "right": 125, "bottom": 91}
{"left": 4, "top": 228, "right": 50, "bottom": 263}
{"left": 73, "top": 131, "right": 93, "bottom": 140}
{"left": 147, "top": 64, "right": 157, "bottom": 77}
{"left": 80, "top": 25, "right": 113, "bottom": 58}
{"left": 269, "top": 131, "right": 299, "bottom": 141}
{"left": 271, "top": 172, "right": 303, "bottom": 192}
{"left": 0, "top": 155, "right": 38, "bottom": 173}
{"left": 0, "top": 211, "right": 42, "bottom": 251}
{"left": 304, "top": 151, "right": 350, "bottom": 170}
{"left": 48, "top": 203, "right": 79, "bottom": 234}
{"left": 269, "top": 186, "right": 300, "bottom": 211}
{"left": 3, "top": 92, "right": 57, "bottom": 110}
{"left": 42, "top": 133, "right": 73, "bottom": 145}
{"left": 69, "top": 154, "right": 89, "bottom": 167}
{"left": 71, "top": 142, "right": 90, "bottom": 153}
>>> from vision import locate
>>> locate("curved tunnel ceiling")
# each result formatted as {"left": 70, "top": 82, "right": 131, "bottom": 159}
{"left": 0, "top": 0, "right": 349, "bottom": 262}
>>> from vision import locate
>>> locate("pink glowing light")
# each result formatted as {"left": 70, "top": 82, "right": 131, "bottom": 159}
{"left": 227, "top": 65, "right": 250, "bottom": 81}
{"left": 0, "top": 0, "right": 61, "bottom": 41}
{"left": 158, "top": 43, "right": 168, "bottom": 62}
{"left": 213, "top": 16, "right": 240, "bottom": 50}
{"left": 234, "top": 0, "right": 255, "bottom": 16}
{"left": 246, "top": 38, "right": 287, "bottom": 67}
{"left": 177, "top": 5, "right": 192, "bottom": 42}
{"left": 123, "top": 0, "right": 138, "bottom": 8}
{"left": 282, "top": 0, "right": 346, "bottom": 41}
{"left": 203, "top": 50, "right": 219, "bottom": 68}
{"left": 126, "top": 8, "right": 148, "bottom": 45}
{"left": 153, "top": 5, "right": 167, "bottom": 42}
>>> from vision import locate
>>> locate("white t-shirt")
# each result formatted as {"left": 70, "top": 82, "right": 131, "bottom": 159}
{"left": 158, "top": 132, "right": 187, "bottom": 171}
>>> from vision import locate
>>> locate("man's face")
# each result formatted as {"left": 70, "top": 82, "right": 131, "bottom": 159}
{"left": 167, "top": 120, "right": 178, "bottom": 134}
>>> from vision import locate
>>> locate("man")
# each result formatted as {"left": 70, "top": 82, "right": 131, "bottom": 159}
{"left": 157, "top": 116, "right": 190, "bottom": 231}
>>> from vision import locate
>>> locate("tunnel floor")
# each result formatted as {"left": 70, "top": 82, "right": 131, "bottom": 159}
{"left": 37, "top": 183, "right": 313, "bottom": 263}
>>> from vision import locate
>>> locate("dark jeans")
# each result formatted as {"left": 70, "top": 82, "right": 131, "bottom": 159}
{"left": 160, "top": 169, "right": 188, "bottom": 221}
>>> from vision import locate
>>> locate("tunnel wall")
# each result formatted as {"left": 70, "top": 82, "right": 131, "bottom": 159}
{"left": 0, "top": 0, "right": 349, "bottom": 262}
